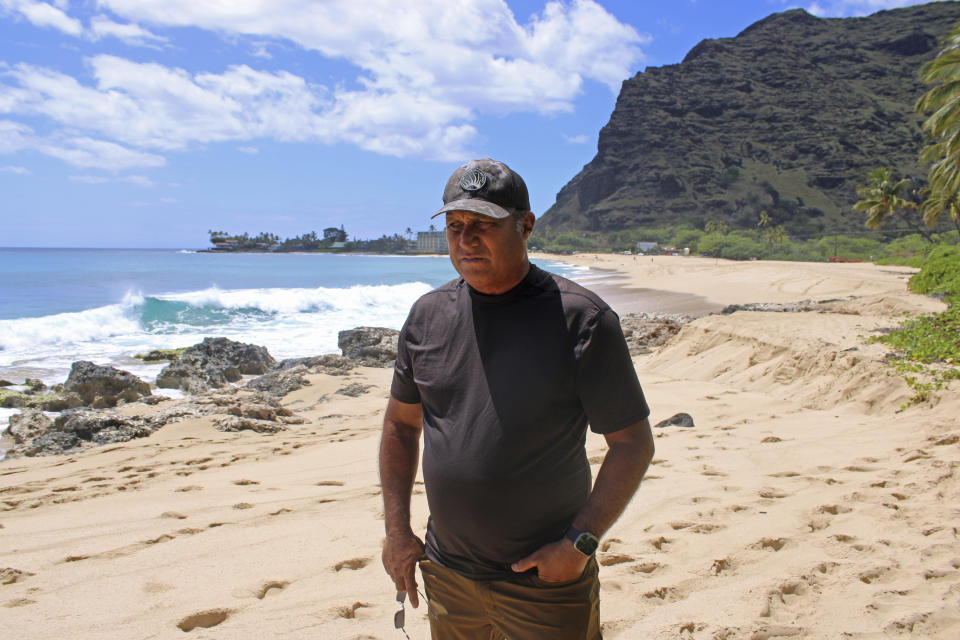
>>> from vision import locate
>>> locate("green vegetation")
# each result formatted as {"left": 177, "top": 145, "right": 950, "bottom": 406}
{"left": 853, "top": 167, "right": 931, "bottom": 241}
{"left": 916, "top": 22, "right": 960, "bottom": 231}
{"left": 209, "top": 228, "right": 349, "bottom": 252}
{"left": 207, "top": 227, "right": 427, "bottom": 253}
{"left": 134, "top": 348, "right": 188, "bottom": 362}
{"left": 531, "top": 220, "right": 958, "bottom": 264}
{"left": 872, "top": 245, "right": 960, "bottom": 408}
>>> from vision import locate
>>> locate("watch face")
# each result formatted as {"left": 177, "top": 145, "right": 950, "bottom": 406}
{"left": 575, "top": 532, "right": 599, "bottom": 555}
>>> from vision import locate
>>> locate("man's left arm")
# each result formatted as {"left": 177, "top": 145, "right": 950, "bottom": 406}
{"left": 511, "top": 418, "right": 654, "bottom": 582}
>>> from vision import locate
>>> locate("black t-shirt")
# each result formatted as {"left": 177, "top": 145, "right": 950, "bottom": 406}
{"left": 391, "top": 264, "right": 649, "bottom": 580}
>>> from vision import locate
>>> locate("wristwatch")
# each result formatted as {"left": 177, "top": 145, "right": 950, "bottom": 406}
{"left": 564, "top": 526, "right": 600, "bottom": 556}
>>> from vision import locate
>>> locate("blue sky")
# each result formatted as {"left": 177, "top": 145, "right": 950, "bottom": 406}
{"left": 0, "top": 0, "right": 946, "bottom": 248}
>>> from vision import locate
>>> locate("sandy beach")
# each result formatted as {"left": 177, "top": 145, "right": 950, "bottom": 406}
{"left": 2, "top": 255, "right": 958, "bottom": 639}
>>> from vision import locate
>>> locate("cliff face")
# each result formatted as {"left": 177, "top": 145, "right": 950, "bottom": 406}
{"left": 540, "top": 2, "right": 960, "bottom": 237}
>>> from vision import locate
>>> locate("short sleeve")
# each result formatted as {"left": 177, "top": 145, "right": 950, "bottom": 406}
{"left": 390, "top": 316, "right": 421, "bottom": 404}
{"left": 576, "top": 308, "right": 650, "bottom": 433}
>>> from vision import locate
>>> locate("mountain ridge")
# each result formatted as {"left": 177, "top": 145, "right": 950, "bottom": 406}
{"left": 539, "top": 2, "right": 960, "bottom": 238}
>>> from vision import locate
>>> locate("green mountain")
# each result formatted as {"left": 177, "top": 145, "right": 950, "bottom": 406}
{"left": 539, "top": 2, "right": 960, "bottom": 239}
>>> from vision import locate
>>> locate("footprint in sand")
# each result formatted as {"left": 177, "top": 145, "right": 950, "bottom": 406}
{"left": 632, "top": 562, "right": 661, "bottom": 574}
{"left": 859, "top": 566, "right": 894, "bottom": 584}
{"left": 334, "top": 557, "right": 371, "bottom": 572}
{"left": 691, "top": 523, "right": 724, "bottom": 534}
{"left": 1, "top": 568, "right": 34, "bottom": 585}
{"left": 599, "top": 553, "right": 635, "bottom": 567}
{"left": 315, "top": 480, "right": 345, "bottom": 487}
{"left": 711, "top": 558, "right": 731, "bottom": 575}
{"left": 3, "top": 598, "right": 37, "bottom": 608}
{"left": 759, "top": 488, "right": 788, "bottom": 499}
{"left": 336, "top": 602, "right": 371, "bottom": 619}
{"left": 830, "top": 533, "right": 857, "bottom": 544}
{"left": 817, "top": 504, "right": 852, "bottom": 515}
{"left": 232, "top": 479, "right": 260, "bottom": 486}
{"left": 752, "top": 538, "right": 788, "bottom": 552}
{"left": 177, "top": 609, "right": 232, "bottom": 632}
{"left": 256, "top": 580, "right": 290, "bottom": 599}
{"left": 650, "top": 536, "right": 673, "bottom": 551}
{"left": 759, "top": 579, "right": 808, "bottom": 618}
{"left": 643, "top": 585, "right": 683, "bottom": 602}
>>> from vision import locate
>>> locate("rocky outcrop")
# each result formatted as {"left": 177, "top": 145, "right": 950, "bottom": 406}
{"left": 620, "top": 313, "right": 694, "bottom": 355}
{"left": 654, "top": 413, "right": 696, "bottom": 429}
{"left": 338, "top": 327, "right": 399, "bottom": 367}
{"left": 7, "top": 409, "right": 156, "bottom": 457}
{"left": 0, "top": 388, "right": 84, "bottom": 411}
{"left": 335, "top": 383, "right": 374, "bottom": 397}
{"left": 156, "top": 337, "right": 276, "bottom": 393}
{"left": 7, "top": 409, "right": 54, "bottom": 445}
{"left": 246, "top": 365, "right": 311, "bottom": 397}
{"left": 275, "top": 354, "right": 354, "bottom": 375}
{"left": 63, "top": 361, "right": 152, "bottom": 408}
{"left": 5, "top": 390, "right": 302, "bottom": 457}
{"left": 540, "top": 3, "right": 960, "bottom": 238}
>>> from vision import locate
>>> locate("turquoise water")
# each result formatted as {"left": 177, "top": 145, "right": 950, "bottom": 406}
{"left": 0, "top": 249, "right": 585, "bottom": 391}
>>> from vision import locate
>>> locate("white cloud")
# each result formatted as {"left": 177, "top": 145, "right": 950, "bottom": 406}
{"left": 0, "top": 0, "right": 83, "bottom": 35}
{"left": 37, "top": 137, "right": 166, "bottom": 170}
{"left": 0, "top": 119, "right": 33, "bottom": 153}
{"left": 0, "top": 1, "right": 647, "bottom": 162}
{"left": 237, "top": 146, "right": 259, "bottom": 154}
{"left": 89, "top": 15, "right": 167, "bottom": 46}
{"left": 249, "top": 42, "right": 272, "bottom": 59}
{"left": 92, "top": 0, "right": 647, "bottom": 138}
{"left": 0, "top": 164, "right": 30, "bottom": 174}
{"left": 70, "top": 174, "right": 155, "bottom": 187}
{"left": 0, "top": 120, "right": 166, "bottom": 169}
{"left": 563, "top": 133, "right": 589, "bottom": 144}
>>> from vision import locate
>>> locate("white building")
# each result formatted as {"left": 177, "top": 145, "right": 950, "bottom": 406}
{"left": 417, "top": 230, "right": 448, "bottom": 253}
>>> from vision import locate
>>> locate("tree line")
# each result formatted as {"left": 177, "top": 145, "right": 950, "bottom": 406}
{"left": 206, "top": 227, "right": 430, "bottom": 253}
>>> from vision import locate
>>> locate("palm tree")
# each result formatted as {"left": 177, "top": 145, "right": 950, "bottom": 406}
{"left": 854, "top": 167, "right": 931, "bottom": 241}
{"left": 705, "top": 220, "right": 729, "bottom": 235}
{"left": 915, "top": 21, "right": 960, "bottom": 232}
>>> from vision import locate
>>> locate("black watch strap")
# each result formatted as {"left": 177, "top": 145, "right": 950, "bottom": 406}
{"left": 564, "top": 526, "right": 600, "bottom": 556}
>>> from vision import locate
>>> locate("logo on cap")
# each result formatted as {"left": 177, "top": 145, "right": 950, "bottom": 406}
{"left": 459, "top": 168, "right": 487, "bottom": 192}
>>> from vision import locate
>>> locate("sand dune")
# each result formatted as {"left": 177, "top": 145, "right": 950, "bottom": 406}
{"left": 2, "top": 255, "right": 958, "bottom": 639}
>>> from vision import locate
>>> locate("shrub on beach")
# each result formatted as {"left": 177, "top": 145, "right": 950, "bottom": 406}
{"left": 908, "top": 245, "right": 960, "bottom": 302}
{"left": 874, "top": 246, "right": 960, "bottom": 407}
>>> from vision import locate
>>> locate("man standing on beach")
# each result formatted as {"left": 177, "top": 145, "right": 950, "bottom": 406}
{"left": 379, "top": 158, "right": 654, "bottom": 639}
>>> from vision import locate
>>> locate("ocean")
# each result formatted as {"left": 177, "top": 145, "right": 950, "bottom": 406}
{"left": 0, "top": 248, "right": 592, "bottom": 433}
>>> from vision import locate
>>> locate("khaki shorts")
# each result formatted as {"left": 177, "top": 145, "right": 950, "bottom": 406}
{"left": 419, "top": 558, "right": 601, "bottom": 640}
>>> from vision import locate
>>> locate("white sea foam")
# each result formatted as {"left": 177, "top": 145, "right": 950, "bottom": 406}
{"left": 0, "top": 292, "right": 144, "bottom": 352}
{"left": 0, "top": 281, "right": 432, "bottom": 388}
{"left": 160, "top": 282, "right": 427, "bottom": 315}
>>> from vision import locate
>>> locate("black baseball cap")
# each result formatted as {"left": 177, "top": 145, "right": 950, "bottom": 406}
{"left": 432, "top": 158, "right": 531, "bottom": 219}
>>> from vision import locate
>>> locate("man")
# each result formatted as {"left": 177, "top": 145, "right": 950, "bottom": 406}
{"left": 380, "top": 158, "right": 654, "bottom": 639}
